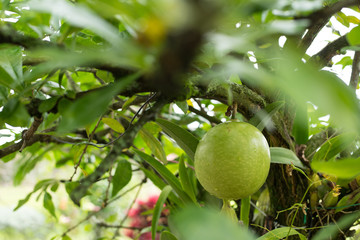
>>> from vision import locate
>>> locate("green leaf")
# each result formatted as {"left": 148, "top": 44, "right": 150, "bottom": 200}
{"left": 62, "top": 235, "right": 72, "bottom": 240}
{"left": 43, "top": 191, "right": 57, "bottom": 218}
{"left": 347, "top": 24, "right": 360, "bottom": 43}
{"left": 160, "top": 231, "right": 178, "bottom": 240}
{"left": 257, "top": 227, "right": 306, "bottom": 240}
{"left": 58, "top": 74, "right": 137, "bottom": 133}
{"left": 312, "top": 133, "right": 355, "bottom": 162}
{"left": 111, "top": 159, "right": 132, "bottom": 197}
{"left": 102, "top": 118, "right": 125, "bottom": 133}
{"left": 270, "top": 147, "right": 306, "bottom": 169}
{"left": 14, "top": 146, "right": 54, "bottom": 185}
{"left": 65, "top": 182, "right": 80, "bottom": 195}
{"left": 335, "top": 12, "right": 350, "bottom": 28}
{"left": 39, "top": 96, "right": 60, "bottom": 113}
{"left": 134, "top": 149, "right": 192, "bottom": 203}
{"left": 139, "top": 128, "right": 167, "bottom": 164}
{"left": 152, "top": 185, "right": 172, "bottom": 240}
{"left": 179, "top": 155, "right": 197, "bottom": 202}
{"left": 171, "top": 206, "right": 257, "bottom": 240}
{"left": 14, "top": 179, "right": 57, "bottom": 211}
{"left": 141, "top": 167, "right": 184, "bottom": 207}
{"left": 311, "top": 157, "right": 360, "bottom": 179}
{"left": 28, "top": 0, "right": 122, "bottom": 46}
{"left": 271, "top": 50, "right": 360, "bottom": 134}
{"left": 249, "top": 101, "right": 284, "bottom": 131}
{"left": 334, "top": 188, "right": 360, "bottom": 213}
{"left": 0, "top": 45, "right": 23, "bottom": 91}
{"left": 312, "top": 211, "right": 360, "bottom": 240}
{"left": 175, "top": 101, "right": 189, "bottom": 114}
{"left": 335, "top": 56, "right": 353, "bottom": 69}
{"left": 0, "top": 97, "right": 30, "bottom": 127}
{"left": 156, "top": 118, "right": 199, "bottom": 161}
{"left": 292, "top": 102, "right": 309, "bottom": 144}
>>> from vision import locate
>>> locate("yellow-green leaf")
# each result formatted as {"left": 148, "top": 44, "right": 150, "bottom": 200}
{"left": 102, "top": 118, "right": 125, "bottom": 133}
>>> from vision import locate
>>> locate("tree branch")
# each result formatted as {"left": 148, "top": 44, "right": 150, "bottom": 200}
{"left": 70, "top": 100, "right": 165, "bottom": 206}
{"left": 308, "top": 35, "right": 349, "bottom": 68}
{"left": 188, "top": 106, "right": 222, "bottom": 124}
{"left": 200, "top": 82, "right": 266, "bottom": 119}
{"left": 299, "top": 0, "right": 360, "bottom": 51}
{"left": 0, "top": 134, "right": 85, "bottom": 159}
{"left": 350, "top": 51, "right": 360, "bottom": 90}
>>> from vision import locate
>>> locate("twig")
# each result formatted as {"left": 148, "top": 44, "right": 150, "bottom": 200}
{"left": 61, "top": 180, "right": 144, "bottom": 237}
{"left": 70, "top": 100, "right": 164, "bottom": 206}
{"left": 0, "top": 134, "right": 85, "bottom": 158}
{"left": 188, "top": 106, "right": 221, "bottom": 124}
{"left": 350, "top": 51, "right": 360, "bottom": 90}
{"left": 69, "top": 117, "right": 103, "bottom": 181}
{"left": 97, "top": 223, "right": 144, "bottom": 230}
{"left": 111, "top": 182, "right": 144, "bottom": 239}
{"left": 19, "top": 116, "right": 43, "bottom": 152}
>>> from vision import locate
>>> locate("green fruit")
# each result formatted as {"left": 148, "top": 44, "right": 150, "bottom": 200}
{"left": 194, "top": 121, "right": 270, "bottom": 200}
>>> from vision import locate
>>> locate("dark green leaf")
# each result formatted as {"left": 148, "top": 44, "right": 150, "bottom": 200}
{"left": 43, "top": 191, "right": 57, "bottom": 218}
{"left": 160, "top": 231, "right": 178, "bottom": 240}
{"left": 292, "top": 102, "right": 309, "bottom": 144}
{"left": 58, "top": 74, "right": 137, "bottom": 133}
{"left": 39, "top": 96, "right": 60, "bottom": 113}
{"left": 152, "top": 185, "right": 172, "bottom": 240}
{"left": 134, "top": 149, "right": 192, "bottom": 203}
{"left": 65, "top": 182, "right": 80, "bottom": 195}
{"left": 270, "top": 147, "right": 306, "bottom": 169}
{"left": 175, "top": 101, "right": 189, "bottom": 114}
{"left": 156, "top": 118, "right": 199, "bottom": 161}
{"left": 0, "top": 45, "right": 23, "bottom": 91}
{"left": 312, "top": 133, "right": 355, "bottom": 162}
{"left": 139, "top": 128, "right": 167, "bottom": 164}
{"left": 141, "top": 167, "right": 184, "bottom": 207}
{"left": 0, "top": 97, "right": 30, "bottom": 127}
{"left": 112, "top": 159, "right": 132, "bottom": 197}
{"left": 179, "top": 155, "right": 197, "bottom": 202}
{"left": 62, "top": 235, "right": 72, "bottom": 240}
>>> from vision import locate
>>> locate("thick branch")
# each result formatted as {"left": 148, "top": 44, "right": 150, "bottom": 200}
{"left": 299, "top": 0, "right": 360, "bottom": 51}
{"left": 350, "top": 51, "right": 360, "bottom": 90}
{"left": 200, "top": 82, "right": 266, "bottom": 119}
{"left": 308, "top": 35, "right": 349, "bottom": 68}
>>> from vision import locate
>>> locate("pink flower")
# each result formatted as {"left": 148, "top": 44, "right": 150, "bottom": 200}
{"left": 124, "top": 195, "right": 168, "bottom": 239}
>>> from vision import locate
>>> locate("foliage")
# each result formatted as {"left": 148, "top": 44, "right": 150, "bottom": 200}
{"left": 1, "top": 0, "right": 360, "bottom": 239}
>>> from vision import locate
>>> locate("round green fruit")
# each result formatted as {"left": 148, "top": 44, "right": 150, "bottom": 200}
{"left": 194, "top": 121, "right": 270, "bottom": 200}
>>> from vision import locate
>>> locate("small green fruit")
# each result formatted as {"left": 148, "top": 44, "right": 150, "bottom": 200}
{"left": 194, "top": 122, "right": 270, "bottom": 200}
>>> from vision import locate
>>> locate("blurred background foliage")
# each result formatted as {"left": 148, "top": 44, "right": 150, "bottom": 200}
{"left": 2, "top": 0, "right": 360, "bottom": 239}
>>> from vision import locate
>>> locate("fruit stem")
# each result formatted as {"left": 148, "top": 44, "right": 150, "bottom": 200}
{"left": 240, "top": 196, "right": 251, "bottom": 228}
